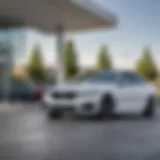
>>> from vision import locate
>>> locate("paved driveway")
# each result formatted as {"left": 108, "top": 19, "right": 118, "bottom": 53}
{"left": 0, "top": 104, "right": 160, "bottom": 160}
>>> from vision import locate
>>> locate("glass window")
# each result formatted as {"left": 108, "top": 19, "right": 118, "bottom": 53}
{"left": 83, "top": 71, "right": 117, "bottom": 83}
{"left": 122, "top": 72, "right": 146, "bottom": 85}
{"left": 12, "top": 81, "right": 34, "bottom": 91}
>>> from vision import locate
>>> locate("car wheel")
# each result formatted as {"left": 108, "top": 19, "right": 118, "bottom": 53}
{"left": 97, "top": 95, "right": 115, "bottom": 120}
{"left": 142, "top": 96, "right": 155, "bottom": 118}
{"left": 48, "top": 109, "right": 63, "bottom": 120}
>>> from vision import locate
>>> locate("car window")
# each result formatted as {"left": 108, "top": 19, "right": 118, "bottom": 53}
{"left": 12, "top": 81, "right": 34, "bottom": 91}
{"left": 83, "top": 71, "right": 117, "bottom": 83}
{"left": 12, "top": 82, "right": 25, "bottom": 90}
{"left": 122, "top": 72, "right": 146, "bottom": 85}
{"left": 131, "top": 73, "right": 146, "bottom": 84}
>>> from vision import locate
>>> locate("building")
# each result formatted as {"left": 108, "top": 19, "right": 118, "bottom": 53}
{"left": 0, "top": 0, "right": 117, "bottom": 97}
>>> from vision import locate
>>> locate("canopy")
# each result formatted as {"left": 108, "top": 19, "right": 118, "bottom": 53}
{"left": 0, "top": 0, "right": 117, "bottom": 84}
{"left": 0, "top": 0, "right": 116, "bottom": 32}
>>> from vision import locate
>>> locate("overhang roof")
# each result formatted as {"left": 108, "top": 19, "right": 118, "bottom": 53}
{"left": 0, "top": 0, "right": 117, "bottom": 32}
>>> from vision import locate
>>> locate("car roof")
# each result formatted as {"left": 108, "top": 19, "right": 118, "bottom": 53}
{"left": 75, "top": 69, "right": 137, "bottom": 81}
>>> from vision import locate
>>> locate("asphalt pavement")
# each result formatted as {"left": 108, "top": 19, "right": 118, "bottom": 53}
{"left": 0, "top": 104, "right": 160, "bottom": 160}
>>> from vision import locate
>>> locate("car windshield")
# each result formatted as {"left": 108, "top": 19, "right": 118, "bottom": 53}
{"left": 77, "top": 71, "right": 117, "bottom": 83}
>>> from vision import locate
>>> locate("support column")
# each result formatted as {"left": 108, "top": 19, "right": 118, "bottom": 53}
{"left": 0, "top": 29, "right": 13, "bottom": 102}
{"left": 55, "top": 25, "right": 65, "bottom": 84}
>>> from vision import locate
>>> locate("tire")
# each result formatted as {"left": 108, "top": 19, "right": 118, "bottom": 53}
{"left": 97, "top": 94, "right": 115, "bottom": 120}
{"left": 143, "top": 96, "right": 155, "bottom": 118}
{"left": 48, "top": 109, "right": 63, "bottom": 120}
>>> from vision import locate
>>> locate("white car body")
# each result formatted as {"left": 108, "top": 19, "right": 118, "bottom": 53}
{"left": 43, "top": 70, "right": 156, "bottom": 116}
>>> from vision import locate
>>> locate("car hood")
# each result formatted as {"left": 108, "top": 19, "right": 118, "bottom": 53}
{"left": 52, "top": 82, "right": 114, "bottom": 93}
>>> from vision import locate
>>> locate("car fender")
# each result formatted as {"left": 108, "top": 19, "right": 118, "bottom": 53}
{"left": 100, "top": 91, "right": 116, "bottom": 106}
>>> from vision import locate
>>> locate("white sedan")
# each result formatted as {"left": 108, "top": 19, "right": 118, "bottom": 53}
{"left": 42, "top": 69, "right": 157, "bottom": 119}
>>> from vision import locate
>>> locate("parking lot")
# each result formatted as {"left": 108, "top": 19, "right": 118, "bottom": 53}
{"left": 0, "top": 103, "right": 160, "bottom": 160}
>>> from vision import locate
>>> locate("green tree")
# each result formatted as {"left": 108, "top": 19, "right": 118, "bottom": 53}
{"left": 27, "top": 45, "right": 45, "bottom": 83}
{"left": 64, "top": 40, "right": 78, "bottom": 79}
{"left": 135, "top": 47, "right": 158, "bottom": 80}
{"left": 96, "top": 45, "right": 112, "bottom": 71}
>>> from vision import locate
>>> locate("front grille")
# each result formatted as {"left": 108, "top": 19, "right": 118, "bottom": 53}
{"left": 52, "top": 92, "right": 76, "bottom": 99}
{"left": 83, "top": 103, "right": 93, "bottom": 111}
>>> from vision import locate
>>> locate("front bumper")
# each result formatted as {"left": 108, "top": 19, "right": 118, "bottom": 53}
{"left": 42, "top": 95, "right": 101, "bottom": 115}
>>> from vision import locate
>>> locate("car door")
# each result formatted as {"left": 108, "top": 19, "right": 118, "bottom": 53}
{"left": 128, "top": 73, "right": 148, "bottom": 111}
{"left": 20, "top": 82, "right": 34, "bottom": 100}
{"left": 12, "top": 82, "right": 25, "bottom": 99}
{"left": 116, "top": 72, "right": 146, "bottom": 113}
{"left": 12, "top": 81, "right": 32, "bottom": 100}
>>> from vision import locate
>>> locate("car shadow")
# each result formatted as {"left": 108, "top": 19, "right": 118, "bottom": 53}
{"left": 46, "top": 113, "right": 158, "bottom": 123}
{"left": 110, "top": 113, "right": 156, "bottom": 121}
{"left": 72, "top": 114, "right": 144, "bottom": 122}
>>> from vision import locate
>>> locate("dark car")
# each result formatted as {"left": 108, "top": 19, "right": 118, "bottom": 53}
{"left": 8, "top": 80, "right": 44, "bottom": 102}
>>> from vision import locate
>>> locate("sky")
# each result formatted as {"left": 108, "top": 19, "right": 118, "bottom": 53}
{"left": 8, "top": 0, "right": 160, "bottom": 69}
